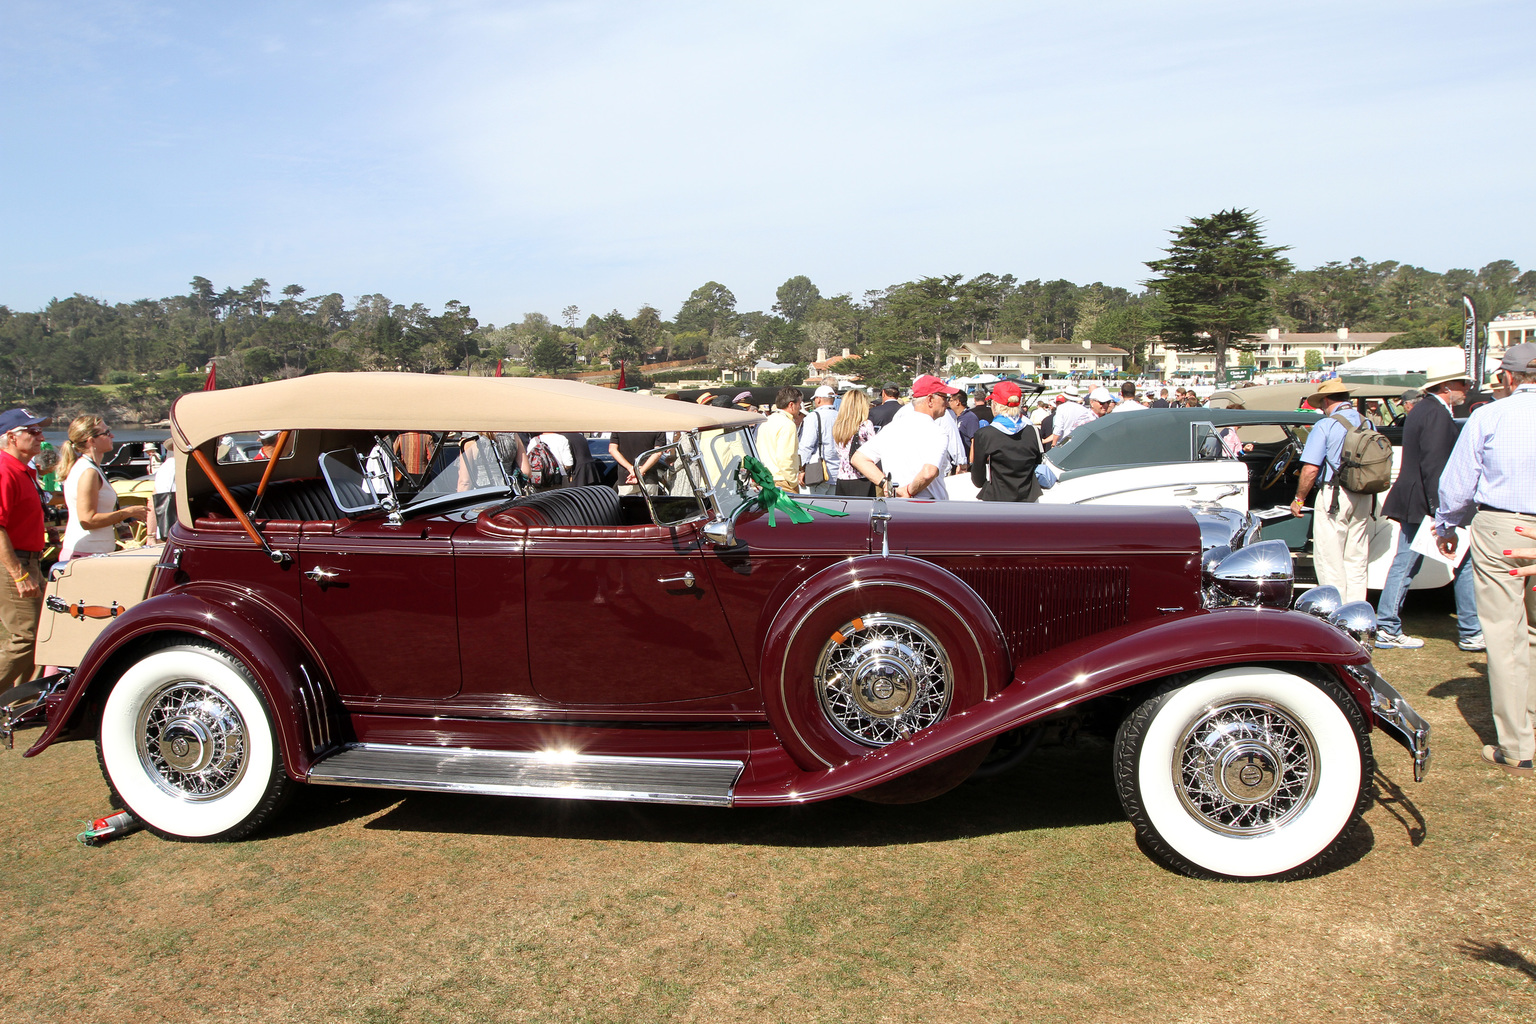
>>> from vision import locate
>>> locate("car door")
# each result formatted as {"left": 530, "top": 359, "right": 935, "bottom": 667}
{"left": 299, "top": 517, "right": 462, "bottom": 701}
{"left": 522, "top": 521, "right": 752, "bottom": 706}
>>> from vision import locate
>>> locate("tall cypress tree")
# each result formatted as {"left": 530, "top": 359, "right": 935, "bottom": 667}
{"left": 1145, "top": 209, "right": 1291, "bottom": 382}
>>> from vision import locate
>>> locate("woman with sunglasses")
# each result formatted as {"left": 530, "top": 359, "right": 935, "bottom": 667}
{"left": 57, "top": 415, "right": 147, "bottom": 564}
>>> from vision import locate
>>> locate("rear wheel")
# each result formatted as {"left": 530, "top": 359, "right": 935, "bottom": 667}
{"left": 1114, "top": 666, "right": 1371, "bottom": 880}
{"left": 96, "top": 643, "right": 292, "bottom": 841}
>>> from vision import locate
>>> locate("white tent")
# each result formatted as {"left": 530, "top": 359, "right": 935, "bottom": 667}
{"left": 1334, "top": 346, "right": 1484, "bottom": 380}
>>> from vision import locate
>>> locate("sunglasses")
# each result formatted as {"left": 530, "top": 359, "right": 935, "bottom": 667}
{"left": 9, "top": 426, "right": 43, "bottom": 437}
{"left": 92, "top": 429, "right": 115, "bottom": 438}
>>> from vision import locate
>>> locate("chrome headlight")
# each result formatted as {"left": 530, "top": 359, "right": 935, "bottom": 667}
{"left": 1200, "top": 543, "right": 1232, "bottom": 587}
{"left": 1208, "top": 539, "right": 1294, "bottom": 609}
{"left": 1328, "top": 601, "right": 1378, "bottom": 647}
{"left": 1293, "top": 585, "right": 1343, "bottom": 619}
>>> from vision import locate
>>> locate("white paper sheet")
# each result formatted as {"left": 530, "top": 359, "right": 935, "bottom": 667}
{"left": 1409, "top": 515, "right": 1468, "bottom": 570}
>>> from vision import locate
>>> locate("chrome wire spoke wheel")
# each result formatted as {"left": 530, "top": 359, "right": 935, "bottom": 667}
{"left": 135, "top": 680, "right": 250, "bottom": 801}
{"left": 1173, "top": 700, "right": 1318, "bottom": 836}
{"left": 814, "top": 614, "right": 953, "bottom": 746}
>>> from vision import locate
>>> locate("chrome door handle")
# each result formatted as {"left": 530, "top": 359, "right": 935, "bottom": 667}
{"left": 657, "top": 571, "right": 696, "bottom": 589}
{"left": 304, "top": 566, "right": 346, "bottom": 583}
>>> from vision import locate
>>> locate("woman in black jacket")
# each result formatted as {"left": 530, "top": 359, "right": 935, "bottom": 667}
{"left": 969, "top": 381, "right": 1044, "bottom": 502}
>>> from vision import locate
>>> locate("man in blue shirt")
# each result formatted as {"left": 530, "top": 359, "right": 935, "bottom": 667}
{"left": 1291, "top": 380, "right": 1373, "bottom": 603}
{"left": 1435, "top": 342, "right": 1536, "bottom": 776}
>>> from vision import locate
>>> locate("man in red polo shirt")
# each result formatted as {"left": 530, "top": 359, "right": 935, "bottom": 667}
{"left": 0, "top": 408, "right": 48, "bottom": 690}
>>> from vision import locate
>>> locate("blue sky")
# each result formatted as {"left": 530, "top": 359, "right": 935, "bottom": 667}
{"left": 3, "top": 0, "right": 1532, "bottom": 327}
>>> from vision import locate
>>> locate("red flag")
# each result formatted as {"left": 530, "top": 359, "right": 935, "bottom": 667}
{"left": 204, "top": 362, "right": 217, "bottom": 391}
{"left": 617, "top": 359, "right": 626, "bottom": 390}
{"left": 495, "top": 359, "right": 503, "bottom": 378}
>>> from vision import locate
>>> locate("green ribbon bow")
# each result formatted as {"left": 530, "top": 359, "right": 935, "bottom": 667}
{"left": 741, "top": 456, "right": 849, "bottom": 526}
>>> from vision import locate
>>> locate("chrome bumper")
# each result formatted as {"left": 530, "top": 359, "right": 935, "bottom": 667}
{"left": 0, "top": 671, "right": 72, "bottom": 750}
{"left": 1347, "top": 662, "right": 1431, "bottom": 782}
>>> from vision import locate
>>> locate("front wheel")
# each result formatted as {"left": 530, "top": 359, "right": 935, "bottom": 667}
{"left": 1114, "top": 666, "right": 1371, "bottom": 880}
{"left": 97, "top": 643, "right": 293, "bottom": 841}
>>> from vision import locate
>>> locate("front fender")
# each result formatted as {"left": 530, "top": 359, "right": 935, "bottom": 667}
{"left": 25, "top": 583, "right": 341, "bottom": 778}
{"left": 734, "top": 605, "right": 1369, "bottom": 804}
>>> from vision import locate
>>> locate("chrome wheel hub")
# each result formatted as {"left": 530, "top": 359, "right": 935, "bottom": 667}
{"left": 815, "top": 614, "right": 952, "bottom": 746}
{"left": 1174, "top": 700, "right": 1317, "bottom": 836}
{"left": 136, "top": 681, "right": 248, "bottom": 801}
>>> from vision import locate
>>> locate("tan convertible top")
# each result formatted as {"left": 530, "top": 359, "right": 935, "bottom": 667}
{"left": 170, "top": 372, "right": 762, "bottom": 450}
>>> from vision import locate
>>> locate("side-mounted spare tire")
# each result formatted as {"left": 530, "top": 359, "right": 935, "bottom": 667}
{"left": 96, "top": 642, "right": 294, "bottom": 841}
{"left": 1114, "top": 665, "right": 1372, "bottom": 880}
{"left": 759, "top": 555, "right": 1010, "bottom": 776}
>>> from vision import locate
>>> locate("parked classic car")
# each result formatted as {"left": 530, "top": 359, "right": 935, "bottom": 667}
{"left": 953, "top": 397, "right": 1450, "bottom": 591}
{"left": 5, "top": 373, "right": 1430, "bottom": 880}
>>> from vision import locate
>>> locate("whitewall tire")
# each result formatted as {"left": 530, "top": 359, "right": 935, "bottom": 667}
{"left": 97, "top": 643, "right": 292, "bottom": 841}
{"left": 1114, "top": 666, "right": 1371, "bottom": 880}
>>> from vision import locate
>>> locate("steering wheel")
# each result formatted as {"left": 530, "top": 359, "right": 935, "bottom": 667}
{"left": 1259, "top": 441, "right": 1300, "bottom": 491}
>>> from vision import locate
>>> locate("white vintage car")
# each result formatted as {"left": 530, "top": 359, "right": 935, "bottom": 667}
{"left": 954, "top": 389, "right": 1448, "bottom": 591}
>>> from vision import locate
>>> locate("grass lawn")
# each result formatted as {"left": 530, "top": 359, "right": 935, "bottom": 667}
{"left": 2, "top": 588, "right": 1532, "bottom": 1023}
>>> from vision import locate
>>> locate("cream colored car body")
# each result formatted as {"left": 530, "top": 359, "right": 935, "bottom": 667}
{"left": 35, "top": 546, "right": 162, "bottom": 668}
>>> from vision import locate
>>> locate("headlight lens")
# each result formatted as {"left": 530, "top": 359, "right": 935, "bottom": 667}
{"left": 1209, "top": 538, "right": 1294, "bottom": 609}
{"left": 1293, "top": 585, "right": 1343, "bottom": 619}
{"left": 1327, "top": 601, "right": 1378, "bottom": 647}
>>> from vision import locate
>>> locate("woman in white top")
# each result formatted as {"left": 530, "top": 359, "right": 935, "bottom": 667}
{"left": 58, "top": 415, "right": 147, "bottom": 563}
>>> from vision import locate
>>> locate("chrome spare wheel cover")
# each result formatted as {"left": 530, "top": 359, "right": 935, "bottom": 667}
{"left": 1174, "top": 699, "right": 1318, "bottom": 836}
{"left": 815, "top": 614, "right": 953, "bottom": 746}
{"left": 136, "top": 681, "right": 249, "bottom": 801}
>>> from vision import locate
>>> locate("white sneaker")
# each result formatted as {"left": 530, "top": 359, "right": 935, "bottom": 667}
{"left": 1458, "top": 633, "right": 1486, "bottom": 652}
{"left": 1375, "top": 632, "right": 1425, "bottom": 650}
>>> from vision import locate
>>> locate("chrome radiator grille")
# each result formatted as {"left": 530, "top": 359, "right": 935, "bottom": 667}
{"left": 949, "top": 564, "right": 1131, "bottom": 661}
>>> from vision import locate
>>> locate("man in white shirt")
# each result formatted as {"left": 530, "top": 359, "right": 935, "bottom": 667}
{"left": 1113, "top": 381, "right": 1147, "bottom": 412}
{"left": 851, "top": 375, "right": 960, "bottom": 499}
{"left": 1047, "top": 386, "right": 1101, "bottom": 444}
{"left": 797, "top": 385, "right": 839, "bottom": 494}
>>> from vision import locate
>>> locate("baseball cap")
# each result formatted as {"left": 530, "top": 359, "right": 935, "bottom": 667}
{"left": 910, "top": 374, "right": 961, "bottom": 398}
{"left": 1088, "top": 387, "right": 1113, "bottom": 403}
{"left": 991, "top": 381, "right": 1022, "bottom": 407}
{"left": 0, "top": 408, "right": 48, "bottom": 434}
{"left": 812, "top": 385, "right": 836, "bottom": 398}
{"left": 1054, "top": 395, "right": 1067, "bottom": 404}
{"left": 1498, "top": 342, "right": 1536, "bottom": 372}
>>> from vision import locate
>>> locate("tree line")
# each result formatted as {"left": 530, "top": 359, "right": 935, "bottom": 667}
{"left": 3, "top": 212, "right": 1532, "bottom": 419}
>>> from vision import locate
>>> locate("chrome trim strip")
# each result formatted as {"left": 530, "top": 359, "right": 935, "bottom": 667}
{"left": 1345, "top": 663, "right": 1431, "bottom": 782}
{"left": 306, "top": 743, "right": 743, "bottom": 806}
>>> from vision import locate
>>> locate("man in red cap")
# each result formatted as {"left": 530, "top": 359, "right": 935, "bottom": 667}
{"left": 851, "top": 374, "right": 960, "bottom": 499}
{"left": 969, "top": 381, "right": 1044, "bottom": 502}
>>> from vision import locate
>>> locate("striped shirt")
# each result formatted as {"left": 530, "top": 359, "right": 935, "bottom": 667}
{"left": 1435, "top": 384, "right": 1536, "bottom": 532}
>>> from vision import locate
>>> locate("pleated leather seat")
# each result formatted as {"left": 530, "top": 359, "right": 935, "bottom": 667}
{"left": 221, "top": 479, "right": 344, "bottom": 521}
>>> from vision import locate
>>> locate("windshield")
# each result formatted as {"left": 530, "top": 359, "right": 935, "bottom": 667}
{"left": 368, "top": 431, "right": 515, "bottom": 511}
{"left": 698, "top": 426, "right": 758, "bottom": 519}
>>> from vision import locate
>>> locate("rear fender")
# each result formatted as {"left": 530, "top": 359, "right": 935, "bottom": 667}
{"left": 735, "top": 605, "right": 1370, "bottom": 804}
{"left": 24, "top": 584, "right": 341, "bottom": 778}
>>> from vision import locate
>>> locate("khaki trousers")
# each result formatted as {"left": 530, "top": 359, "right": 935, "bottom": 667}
{"left": 0, "top": 552, "right": 43, "bottom": 691}
{"left": 1470, "top": 510, "right": 1536, "bottom": 761}
{"left": 1312, "top": 484, "right": 1373, "bottom": 605}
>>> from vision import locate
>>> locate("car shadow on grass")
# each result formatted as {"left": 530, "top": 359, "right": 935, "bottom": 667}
{"left": 279, "top": 741, "right": 1131, "bottom": 848}
{"left": 1426, "top": 667, "right": 1497, "bottom": 747}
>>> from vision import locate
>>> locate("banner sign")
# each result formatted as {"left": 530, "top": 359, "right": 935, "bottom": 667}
{"left": 1463, "top": 295, "right": 1477, "bottom": 381}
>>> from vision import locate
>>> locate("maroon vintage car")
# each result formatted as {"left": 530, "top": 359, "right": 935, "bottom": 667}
{"left": 7, "top": 373, "right": 1430, "bottom": 880}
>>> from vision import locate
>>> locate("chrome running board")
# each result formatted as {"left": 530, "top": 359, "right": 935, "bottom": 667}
{"left": 307, "top": 743, "right": 743, "bottom": 806}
